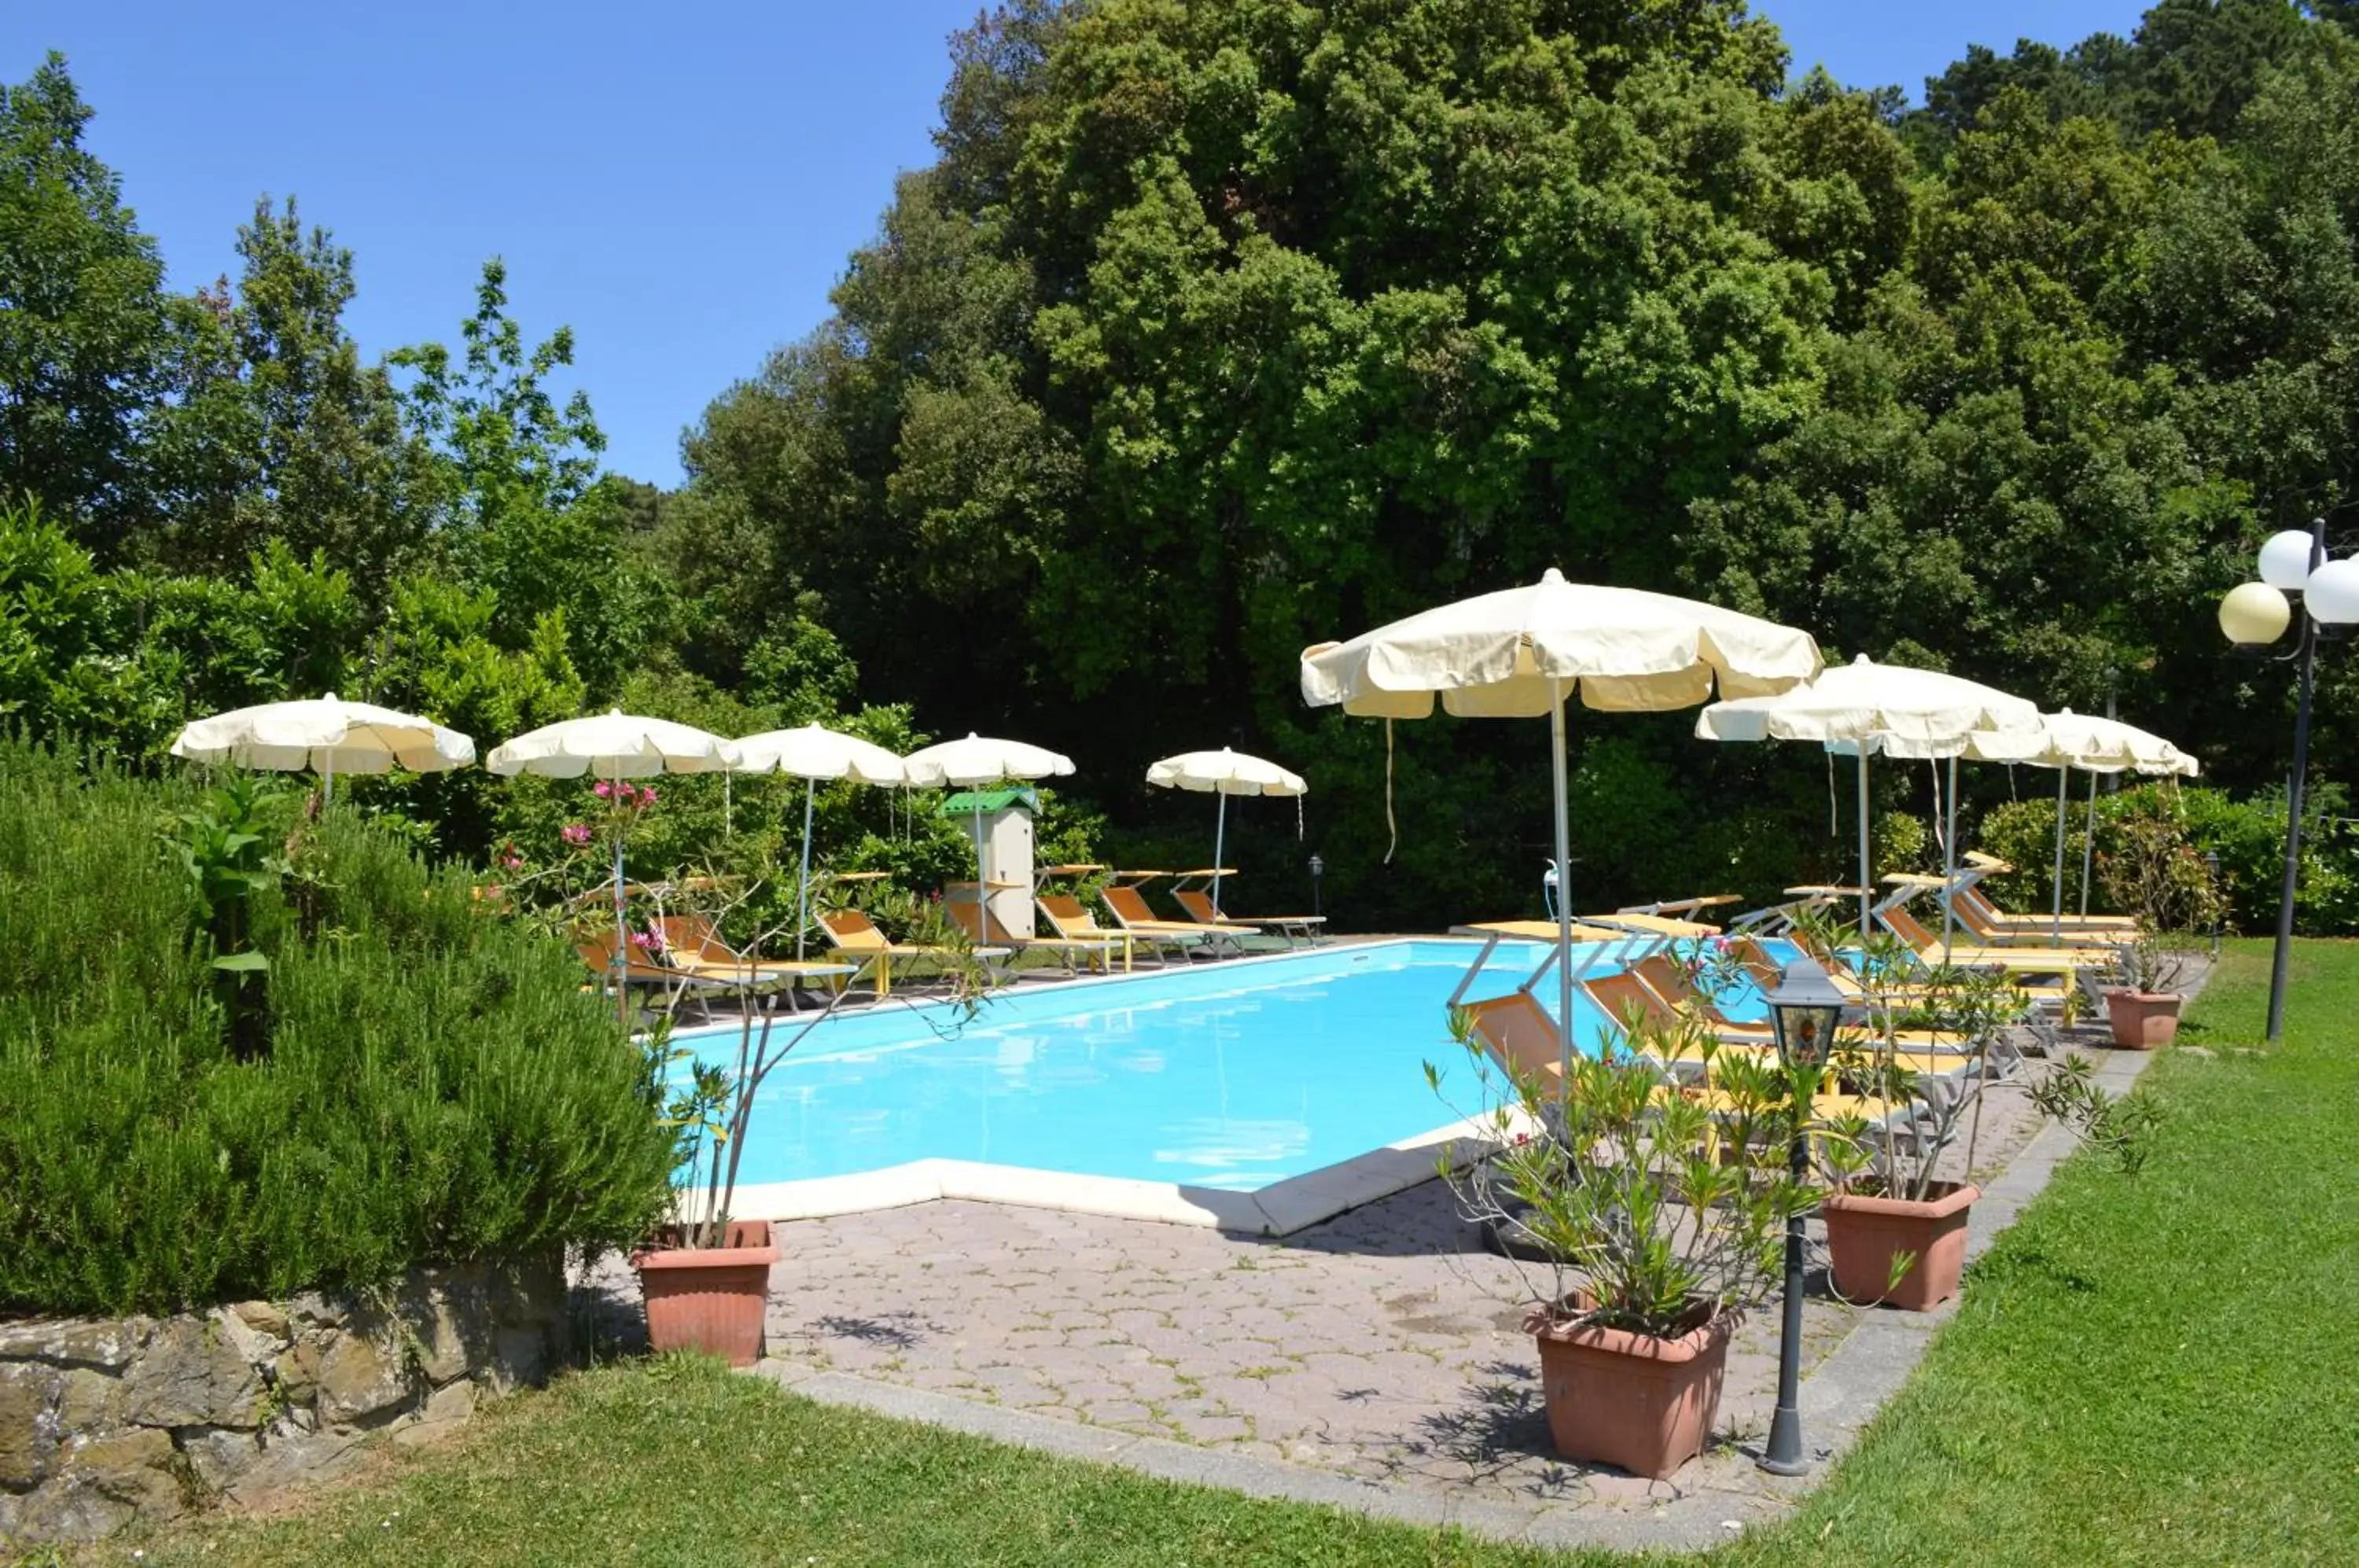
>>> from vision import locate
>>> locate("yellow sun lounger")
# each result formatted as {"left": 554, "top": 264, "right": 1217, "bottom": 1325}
{"left": 947, "top": 898, "right": 1126, "bottom": 977}
{"left": 816, "top": 908, "right": 1000, "bottom": 997}
{"left": 1879, "top": 905, "right": 2121, "bottom": 974}
{"left": 1102, "top": 884, "right": 1246, "bottom": 958}
{"left": 1459, "top": 992, "right": 1916, "bottom": 1128}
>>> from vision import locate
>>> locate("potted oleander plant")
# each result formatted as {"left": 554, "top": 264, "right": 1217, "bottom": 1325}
{"left": 1806, "top": 920, "right": 2162, "bottom": 1310}
{"left": 1430, "top": 1005, "right": 1817, "bottom": 1478}
{"left": 1812, "top": 946, "right": 2024, "bottom": 1312}
{"left": 631, "top": 862, "right": 992, "bottom": 1364}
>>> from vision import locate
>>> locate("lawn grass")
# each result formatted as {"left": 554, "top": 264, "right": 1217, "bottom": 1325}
{"left": 94, "top": 940, "right": 2358, "bottom": 1566}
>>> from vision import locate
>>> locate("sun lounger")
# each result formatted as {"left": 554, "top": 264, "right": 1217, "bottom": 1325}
{"left": 1724, "top": 935, "right": 2067, "bottom": 1016}
{"left": 1584, "top": 969, "right": 1978, "bottom": 1085}
{"left": 817, "top": 908, "right": 1002, "bottom": 997}
{"left": 652, "top": 916, "right": 859, "bottom": 1006}
{"left": 1170, "top": 888, "right": 1326, "bottom": 948}
{"left": 1878, "top": 903, "right": 2120, "bottom": 974}
{"left": 1958, "top": 854, "right": 2141, "bottom": 937}
{"left": 1951, "top": 883, "right": 2140, "bottom": 942}
{"left": 1040, "top": 894, "right": 1169, "bottom": 968}
{"left": 1101, "top": 884, "right": 1246, "bottom": 959}
{"left": 576, "top": 937, "right": 738, "bottom": 1021}
{"left": 1460, "top": 992, "right": 1918, "bottom": 1129}
{"left": 1628, "top": 954, "right": 1979, "bottom": 1058}
{"left": 947, "top": 898, "right": 1126, "bottom": 978}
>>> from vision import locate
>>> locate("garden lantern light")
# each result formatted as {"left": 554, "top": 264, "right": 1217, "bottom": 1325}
{"left": 1759, "top": 955, "right": 1848, "bottom": 1477}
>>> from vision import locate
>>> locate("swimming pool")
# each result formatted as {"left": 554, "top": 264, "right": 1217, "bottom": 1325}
{"left": 671, "top": 937, "right": 1665, "bottom": 1193}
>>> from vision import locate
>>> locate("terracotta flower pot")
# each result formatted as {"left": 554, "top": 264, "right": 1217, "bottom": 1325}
{"left": 1526, "top": 1299, "right": 1736, "bottom": 1478}
{"left": 634, "top": 1218, "right": 778, "bottom": 1366}
{"left": 1822, "top": 1180, "right": 1978, "bottom": 1311}
{"left": 2103, "top": 988, "right": 2183, "bottom": 1050}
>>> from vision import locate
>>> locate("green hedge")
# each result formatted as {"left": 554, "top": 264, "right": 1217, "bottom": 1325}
{"left": 0, "top": 742, "right": 675, "bottom": 1316}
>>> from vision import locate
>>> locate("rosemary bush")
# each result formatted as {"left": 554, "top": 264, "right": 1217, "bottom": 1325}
{"left": 0, "top": 741, "right": 675, "bottom": 1316}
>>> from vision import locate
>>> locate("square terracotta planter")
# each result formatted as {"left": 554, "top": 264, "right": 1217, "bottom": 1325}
{"left": 2103, "top": 988, "right": 2182, "bottom": 1050}
{"left": 634, "top": 1218, "right": 778, "bottom": 1366}
{"left": 1526, "top": 1301, "right": 1736, "bottom": 1478}
{"left": 1821, "top": 1180, "right": 1978, "bottom": 1310}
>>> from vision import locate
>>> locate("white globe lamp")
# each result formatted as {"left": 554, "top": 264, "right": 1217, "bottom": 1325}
{"left": 2258, "top": 529, "right": 2320, "bottom": 591}
{"left": 2303, "top": 558, "right": 2359, "bottom": 627}
{"left": 2218, "top": 582, "right": 2291, "bottom": 646}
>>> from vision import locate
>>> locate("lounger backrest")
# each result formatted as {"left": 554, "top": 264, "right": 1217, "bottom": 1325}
{"left": 1727, "top": 936, "right": 1785, "bottom": 995}
{"left": 1881, "top": 904, "right": 1938, "bottom": 951}
{"left": 818, "top": 908, "right": 889, "bottom": 953}
{"left": 1036, "top": 894, "right": 1095, "bottom": 939}
{"left": 1101, "top": 885, "right": 1161, "bottom": 927}
{"left": 656, "top": 915, "right": 731, "bottom": 963}
{"left": 1947, "top": 889, "right": 2002, "bottom": 937}
{"left": 1584, "top": 970, "right": 1675, "bottom": 1031}
{"left": 1632, "top": 954, "right": 1713, "bottom": 1017}
{"left": 1463, "top": 994, "right": 1566, "bottom": 1085}
{"left": 1172, "top": 889, "right": 1232, "bottom": 926}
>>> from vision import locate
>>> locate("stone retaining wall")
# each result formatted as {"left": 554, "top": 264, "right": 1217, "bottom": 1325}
{"left": 0, "top": 1255, "right": 569, "bottom": 1547}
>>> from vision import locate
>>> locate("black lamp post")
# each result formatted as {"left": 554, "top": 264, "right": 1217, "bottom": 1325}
{"left": 2217, "top": 517, "right": 2359, "bottom": 1043}
{"left": 1308, "top": 853, "right": 1324, "bottom": 918}
{"left": 1759, "top": 955, "right": 1847, "bottom": 1477}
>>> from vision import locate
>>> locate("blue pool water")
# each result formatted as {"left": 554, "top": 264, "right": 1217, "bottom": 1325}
{"left": 672, "top": 937, "right": 1741, "bottom": 1191}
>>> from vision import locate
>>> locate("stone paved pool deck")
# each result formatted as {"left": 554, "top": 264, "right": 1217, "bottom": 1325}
{"left": 586, "top": 983, "right": 2192, "bottom": 1554}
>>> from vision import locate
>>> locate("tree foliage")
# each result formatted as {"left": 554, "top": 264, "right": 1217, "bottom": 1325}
{"left": 5, "top": 9, "right": 2358, "bottom": 929}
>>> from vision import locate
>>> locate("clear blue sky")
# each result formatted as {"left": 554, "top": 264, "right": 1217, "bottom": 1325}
{"left": 6, "top": 1, "right": 2152, "bottom": 488}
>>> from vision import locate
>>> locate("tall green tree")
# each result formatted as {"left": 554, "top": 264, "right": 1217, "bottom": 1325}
{"left": 0, "top": 54, "right": 177, "bottom": 557}
{"left": 149, "top": 198, "right": 438, "bottom": 587}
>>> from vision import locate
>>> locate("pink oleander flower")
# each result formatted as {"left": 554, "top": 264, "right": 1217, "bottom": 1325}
{"left": 593, "top": 779, "right": 613, "bottom": 799}
{"left": 561, "top": 823, "right": 592, "bottom": 847}
{"left": 637, "top": 786, "right": 657, "bottom": 807}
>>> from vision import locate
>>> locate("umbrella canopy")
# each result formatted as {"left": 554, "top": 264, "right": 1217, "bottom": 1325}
{"left": 488, "top": 712, "right": 739, "bottom": 1025}
{"left": 1301, "top": 568, "right": 1822, "bottom": 1088}
{"left": 171, "top": 694, "right": 474, "bottom": 778}
{"left": 1146, "top": 747, "right": 1307, "bottom": 797}
{"left": 900, "top": 733, "right": 1075, "bottom": 788}
{"left": 1302, "top": 568, "right": 1822, "bottom": 718}
{"left": 1966, "top": 711, "right": 2198, "bottom": 940}
{"left": 1147, "top": 749, "right": 1308, "bottom": 915}
{"left": 732, "top": 723, "right": 908, "bottom": 785}
{"left": 901, "top": 734, "right": 1076, "bottom": 933}
{"left": 485, "top": 710, "right": 738, "bottom": 779}
{"left": 1696, "top": 655, "right": 2043, "bottom": 753}
{"left": 1964, "top": 710, "right": 2199, "bottom": 775}
{"left": 733, "top": 725, "right": 909, "bottom": 957}
{"left": 1696, "top": 656, "right": 2044, "bottom": 940}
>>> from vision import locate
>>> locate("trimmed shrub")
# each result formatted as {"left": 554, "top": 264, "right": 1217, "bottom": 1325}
{"left": 0, "top": 741, "right": 675, "bottom": 1316}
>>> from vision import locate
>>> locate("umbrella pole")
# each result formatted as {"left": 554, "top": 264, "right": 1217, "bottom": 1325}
{"left": 1213, "top": 793, "right": 1227, "bottom": 916}
{"left": 2051, "top": 766, "right": 2070, "bottom": 944}
{"left": 612, "top": 775, "right": 628, "bottom": 1032}
{"left": 1550, "top": 680, "right": 1574, "bottom": 1095}
{"left": 2080, "top": 769, "right": 2100, "bottom": 917}
{"left": 1856, "top": 749, "right": 1872, "bottom": 940}
{"left": 1941, "top": 754, "right": 1959, "bottom": 964}
{"left": 796, "top": 778, "right": 815, "bottom": 961}
{"left": 976, "top": 798, "right": 988, "bottom": 937}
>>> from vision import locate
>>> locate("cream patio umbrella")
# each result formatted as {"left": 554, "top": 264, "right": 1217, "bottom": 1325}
{"left": 1301, "top": 567, "right": 1824, "bottom": 1085}
{"left": 1967, "top": 711, "right": 2199, "bottom": 940}
{"left": 171, "top": 693, "right": 475, "bottom": 801}
{"left": 1696, "top": 654, "right": 2044, "bottom": 948}
{"left": 732, "top": 724, "right": 909, "bottom": 957}
{"left": 900, "top": 733, "right": 1076, "bottom": 932}
{"left": 1145, "top": 748, "right": 1308, "bottom": 915}
{"left": 488, "top": 710, "right": 740, "bottom": 1021}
